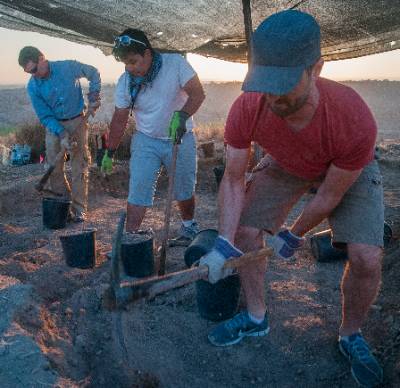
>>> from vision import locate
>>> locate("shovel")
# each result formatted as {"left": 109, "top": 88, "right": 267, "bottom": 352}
{"left": 158, "top": 141, "right": 179, "bottom": 276}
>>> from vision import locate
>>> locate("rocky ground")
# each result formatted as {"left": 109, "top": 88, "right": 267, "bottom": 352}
{"left": 0, "top": 142, "right": 399, "bottom": 387}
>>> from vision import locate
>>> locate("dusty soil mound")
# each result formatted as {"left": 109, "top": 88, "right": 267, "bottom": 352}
{"left": 0, "top": 144, "right": 399, "bottom": 387}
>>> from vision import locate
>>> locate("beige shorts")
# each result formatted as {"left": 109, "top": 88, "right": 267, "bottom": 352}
{"left": 240, "top": 157, "right": 384, "bottom": 247}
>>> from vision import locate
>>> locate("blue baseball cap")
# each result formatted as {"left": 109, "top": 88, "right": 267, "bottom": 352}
{"left": 242, "top": 10, "right": 321, "bottom": 96}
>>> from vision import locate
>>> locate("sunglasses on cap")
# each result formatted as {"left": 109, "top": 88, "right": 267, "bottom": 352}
{"left": 114, "top": 35, "right": 147, "bottom": 48}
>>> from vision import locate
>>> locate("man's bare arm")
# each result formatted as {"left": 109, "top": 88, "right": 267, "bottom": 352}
{"left": 108, "top": 107, "right": 130, "bottom": 151}
{"left": 181, "top": 75, "right": 205, "bottom": 116}
{"left": 291, "top": 163, "right": 362, "bottom": 236}
{"left": 218, "top": 145, "right": 251, "bottom": 242}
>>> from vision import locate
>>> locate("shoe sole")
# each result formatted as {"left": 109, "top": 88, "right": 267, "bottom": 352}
{"left": 338, "top": 342, "right": 382, "bottom": 388}
{"left": 208, "top": 326, "right": 270, "bottom": 347}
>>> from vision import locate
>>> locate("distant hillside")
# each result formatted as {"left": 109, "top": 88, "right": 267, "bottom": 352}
{"left": 344, "top": 81, "right": 400, "bottom": 139}
{"left": 1, "top": 80, "right": 399, "bottom": 140}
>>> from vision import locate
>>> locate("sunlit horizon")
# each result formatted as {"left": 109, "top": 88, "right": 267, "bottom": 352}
{"left": 1, "top": 27, "right": 400, "bottom": 86}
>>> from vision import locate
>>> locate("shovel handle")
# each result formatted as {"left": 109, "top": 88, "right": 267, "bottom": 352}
{"left": 158, "top": 142, "right": 179, "bottom": 276}
{"left": 111, "top": 212, "right": 126, "bottom": 287}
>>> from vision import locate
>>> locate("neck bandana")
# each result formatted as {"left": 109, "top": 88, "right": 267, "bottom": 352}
{"left": 128, "top": 51, "right": 162, "bottom": 110}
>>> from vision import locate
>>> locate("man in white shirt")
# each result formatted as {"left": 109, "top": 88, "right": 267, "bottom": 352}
{"left": 102, "top": 29, "right": 205, "bottom": 245}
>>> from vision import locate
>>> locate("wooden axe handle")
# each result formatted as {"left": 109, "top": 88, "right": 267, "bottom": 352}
{"left": 35, "top": 113, "right": 89, "bottom": 193}
{"left": 114, "top": 247, "right": 273, "bottom": 306}
{"left": 35, "top": 146, "right": 66, "bottom": 192}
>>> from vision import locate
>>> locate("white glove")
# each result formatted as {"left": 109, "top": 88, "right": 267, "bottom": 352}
{"left": 266, "top": 229, "right": 305, "bottom": 261}
{"left": 59, "top": 132, "right": 71, "bottom": 151}
{"left": 199, "top": 235, "right": 243, "bottom": 284}
{"left": 87, "top": 100, "right": 101, "bottom": 117}
{"left": 199, "top": 248, "right": 234, "bottom": 284}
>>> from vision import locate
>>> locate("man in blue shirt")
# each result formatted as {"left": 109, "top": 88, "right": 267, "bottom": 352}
{"left": 18, "top": 46, "right": 101, "bottom": 222}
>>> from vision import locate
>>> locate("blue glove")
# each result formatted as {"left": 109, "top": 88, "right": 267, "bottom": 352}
{"left": 199, "top": 235, "right": 243, "bottom": 284}
{"left": 268, "top": 229, "right": 305, "bottom": 261}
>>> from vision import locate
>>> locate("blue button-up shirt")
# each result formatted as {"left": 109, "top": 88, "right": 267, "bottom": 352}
{"left": 27, "top": 60, "right": 101, "bottom": 135}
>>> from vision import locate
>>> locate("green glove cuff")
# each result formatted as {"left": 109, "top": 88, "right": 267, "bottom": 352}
{"left": 168, "top": 111, "right": 190, "bottom": 143}
{"left": 101, "top": 151, "right": 113, "bottom": 174}
{"left": 106, "top": 149, "right": 116, "bottom": 158}
{"left": 177, "top": 110, "right": 190, "bottom": 121}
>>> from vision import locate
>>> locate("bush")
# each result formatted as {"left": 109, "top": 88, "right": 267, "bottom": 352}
{"left": 87, "top": 117, "right": 136, "bottom": 162}
{"left": 14, "top": 121, "right": 45, "bottom": 162}
{"left": 12, "top": 117, "right": 137, "bottom": 164}
{"left": 87, "top": 121, "right": 109, "bottom": 162}
{"left": 0, "top": 132, "right": 16, "bottom": 149}
{"left": 194, "top": 121, "right": 225, "bottom": 143}
{"left": 0, "top": 126, "right": 17, "bottom": 137}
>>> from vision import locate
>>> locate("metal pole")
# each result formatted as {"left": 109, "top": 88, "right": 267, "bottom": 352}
{"left": 242, "top": 0, "right": 263, "bottom": 164}
{"left": 242, "top": 0, "right": 253, "bottom": 65}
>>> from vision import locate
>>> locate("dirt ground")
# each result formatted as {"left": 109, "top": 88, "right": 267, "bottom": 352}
{"left": 0, "top": 142, "right": 399, "bottom": 387}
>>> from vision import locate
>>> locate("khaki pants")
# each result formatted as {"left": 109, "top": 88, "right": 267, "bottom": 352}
{"left": 45, "top": 115, "right": 90, "bottom": 215}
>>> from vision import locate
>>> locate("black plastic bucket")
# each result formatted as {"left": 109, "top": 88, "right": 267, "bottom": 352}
{"left": 184, "top": 229, "right": 241, "bottom": 322}
{"left": 60, "top": 228, "right": 97, "bottom": 269}
{"left": 213, "top": 165, "right": 225, "bottom": 188}
{"left": 184, "top": 229, "right": 219, "bottom": 268}
{"left": 310, "top": 222, "right": 393, "bottom": 263}
{"left": 42, "top": 197, "right": 71, "bottom": 229}
{"left": 121, "top": 230, "right": 155, "bottom": 277}
{"left": 310, "top": 230, "right": 347, "bottom": 263}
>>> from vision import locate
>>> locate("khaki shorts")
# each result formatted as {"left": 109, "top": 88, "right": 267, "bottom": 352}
{"left": 240, "top": 157, "right": 384, "bottom": 247}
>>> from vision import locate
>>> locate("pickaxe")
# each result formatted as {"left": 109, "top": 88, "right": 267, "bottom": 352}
{"left": 103, "top": 245, "right": 273, "bottom": 310}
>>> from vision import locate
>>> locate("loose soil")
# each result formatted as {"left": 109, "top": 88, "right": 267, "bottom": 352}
{"left": 0, "top": 143, "right": 399, "bottom": 387}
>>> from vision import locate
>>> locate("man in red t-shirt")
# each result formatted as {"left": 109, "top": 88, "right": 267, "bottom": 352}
{"left": 200, "top": 10, "right": 383, "bottom": 387}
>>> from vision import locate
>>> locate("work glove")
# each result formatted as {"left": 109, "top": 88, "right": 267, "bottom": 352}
{"left": 101, "top": 149, "right": 114, "bottom": 175}
{"left": 87, "top": 91, "right": 101, "bottom": 117}
{"left": 267, "top": 229, "right": 305, "bottom": 261}
{"left": 168, "top": 110, "right": 190, "bottom": 144}
{"left": 87, "top": 100, "right": 101, "bottom": 117}
{"left": 199, "top": 235, "right": 243, "bottom": 284}
{"left": 59, "top": 131, "right": 71, "bottom": 151}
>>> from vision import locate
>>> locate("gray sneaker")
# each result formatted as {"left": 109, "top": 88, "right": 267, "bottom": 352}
{"left": 67, "top": 211, "right": 85, "bottom": 223}
{"left": 339, "top": 333, "right": 383, "bottom": 387}
{"left": 73, "top": 213, "right": 85, "bottom": 223}
{"left": 208, "top": 311, "right": 270, "bottom": 347}
{"left": 168, "top": 222, "right": 199, "bottom": 247}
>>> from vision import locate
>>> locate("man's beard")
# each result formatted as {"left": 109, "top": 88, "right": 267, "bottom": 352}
{"left": 270, "top": 91, "right": 310, "bottom": 118}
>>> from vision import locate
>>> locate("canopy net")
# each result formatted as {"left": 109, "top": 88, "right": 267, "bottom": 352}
{"left": 0, "top": 0, "right": 399, "bottom": 62}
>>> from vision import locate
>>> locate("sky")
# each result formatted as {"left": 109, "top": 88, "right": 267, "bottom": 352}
{"left": 1, "top": 27, "right": 400, "bottom": 85}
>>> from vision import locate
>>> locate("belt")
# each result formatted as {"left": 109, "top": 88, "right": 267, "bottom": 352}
{"left": 58, "top": 112, "right": 83, "bottom": 122}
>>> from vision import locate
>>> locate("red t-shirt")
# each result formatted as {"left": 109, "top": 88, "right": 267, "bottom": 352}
{"left": 224, "top": 78, "right": 377, "bottom": 180}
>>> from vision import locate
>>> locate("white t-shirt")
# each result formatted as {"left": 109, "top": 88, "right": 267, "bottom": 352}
{"left": 114, "top": 53, "right": 196, "bottom": 139}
